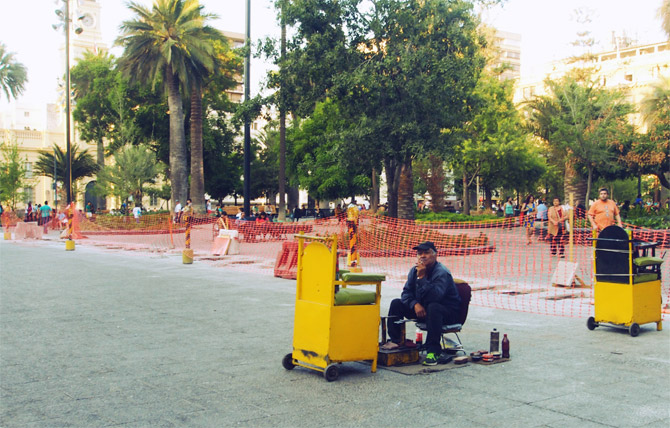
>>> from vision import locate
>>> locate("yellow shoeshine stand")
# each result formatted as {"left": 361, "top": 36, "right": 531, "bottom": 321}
{"left": 282, "top": 234, "right": 385, "bottom": 381}
{"left": 588, "top": 226, "right": 663, "bottom": 336}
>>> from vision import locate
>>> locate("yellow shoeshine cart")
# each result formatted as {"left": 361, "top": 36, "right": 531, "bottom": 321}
{"left": 282, "top": 234, "right": 385, "bottom": 381}
{"left": 588, "top": 226, "right": 663, "bottom": 337}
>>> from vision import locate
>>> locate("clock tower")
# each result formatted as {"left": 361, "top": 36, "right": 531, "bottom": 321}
{"left": 70, "top": 0, "right": 106, "bottom": 62}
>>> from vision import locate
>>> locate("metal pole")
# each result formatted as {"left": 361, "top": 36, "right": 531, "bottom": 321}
{"left": 64, "top": 0, "right": 72, "bottom": 204}
{"left": 54, "top": 150, "right": 58, "bottom": 207}
{"left": 243, "top": 0, "right": 251, "bottom": 217}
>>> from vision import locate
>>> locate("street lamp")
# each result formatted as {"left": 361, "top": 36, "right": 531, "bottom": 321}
{"left": 53, "top": 0, "right": 83, "bottom": 205}
{"left": 243, "top": 0, "right": 251, "bottom": 217}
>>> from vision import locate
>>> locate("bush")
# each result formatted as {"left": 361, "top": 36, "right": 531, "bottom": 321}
{"left": 622, "top": 206, "right": 670, "bottom": 229}
{"left": 415, "top": 211, "right": 501, "bottom": 223}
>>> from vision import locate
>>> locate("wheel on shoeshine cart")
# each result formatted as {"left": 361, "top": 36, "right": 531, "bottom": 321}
{"left": 282, "top": 353, "right": 295, "bottom": 370}
{"left": 629, "top": 323, "right": 640, "bottom": 337}
{"left": 587, "top": 317, "right": 598, "bottom": 331}
{"left": 324, "top": 364, "right": 339, "bottom": 382}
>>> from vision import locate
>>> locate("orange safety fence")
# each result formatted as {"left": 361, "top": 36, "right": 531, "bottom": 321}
{"left": 4, "top": 209, "right": 668, "bottom": 318}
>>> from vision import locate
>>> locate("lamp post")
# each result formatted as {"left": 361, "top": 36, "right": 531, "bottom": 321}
{"left": 54, "top": 0, "right": 82, "bottom": 205}
{"left": 53, "top": 149, "right": 58, "bottom": 207}
{"left": 243, "top": 0, "right": 251, "bottom": 217}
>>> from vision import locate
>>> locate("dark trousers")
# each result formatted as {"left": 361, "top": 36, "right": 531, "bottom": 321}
{"left": 387, "top": 298, "right": 457, "bottom": 354}
{"left": 550, "top": 229, "right": 565, "bottom": 256}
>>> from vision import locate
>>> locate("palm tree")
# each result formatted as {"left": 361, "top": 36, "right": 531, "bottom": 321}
{"left": 0, "top": 43, "right": 28, "bottom": 101}
{"left": 116, "top": 0, "right": 207, "bottom": 208}
{"left": 34, "top": 144, "right": 99, "bottom": 202}
{"left": 638, "top": 76, "right": 670, "bottom": 190}
{"left": 186, "top": 20, "right": 226, "bottom": 214}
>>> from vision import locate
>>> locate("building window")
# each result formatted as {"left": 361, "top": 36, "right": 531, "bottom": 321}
{"left": 25, "top": 162, "right": 32, "bottom": 178}
{"left": 24, "top": 111, "right": 30, "bottom": 117}
{"left": 506, "top": 51, "right": 520, "bottom": 59}
{"left": 624, "top": 73, "right": 633, "bottom": 82}
{"left": 24, "top": 187, "right": 35, "bottom": 204}
{"left": 150, "top": 194, "right": 158, "bottom": 206}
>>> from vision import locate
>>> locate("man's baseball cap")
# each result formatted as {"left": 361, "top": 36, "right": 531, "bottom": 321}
{"left": 413, "top": 241, "right": 437, "bottom": 252}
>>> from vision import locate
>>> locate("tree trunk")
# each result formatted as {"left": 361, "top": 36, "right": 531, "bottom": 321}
{"left": 96, "top": 137, "right": 106, "bottom": 211}
{"left": 427, "top": 154, "right": 445, "bottom": 213}
{"left": 371, "top": 168, "right": 379, "bottom": 213}
{"left": 585, "top": 165, "right": 593, "bottom": 209}
{"left": 384, "top": 158, "right": 402, "bottom": 218}
{"left": 563, "top": 152, "right": 587, "bottom": 208}
{"left": 397, "top": 159, "right": 414, "bottom": 220}
{"left": 166, "top": 66, "right": 188, "bottom": 206}
{"left": 288, "top": 185, "right": 299, "bottom": 214}
{"left": 462, "top": 172, "right": 470, "bottom": 216}
{"left": 190, "top": 81, "right": 205, "bottom": 214}
{"left": 277, "top": 2, "right": 287, "bottom": 222}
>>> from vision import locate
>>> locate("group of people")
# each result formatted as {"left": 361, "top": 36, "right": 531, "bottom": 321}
{"left": 506, "top": 188, "right": 624, "bottom": 258}
{"left": 173, "top": 199, "right": 193, "bottom": 224}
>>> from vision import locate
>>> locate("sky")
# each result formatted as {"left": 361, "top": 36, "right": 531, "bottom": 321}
{"left": 0, "top": 0, "right": 666, "bottom": 110}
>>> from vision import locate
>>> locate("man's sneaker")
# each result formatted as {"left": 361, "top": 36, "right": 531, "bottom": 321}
{"left": 437, "top": 353, "right": 454, "bottom": 365}
{"left": 423, "top": 352, "right": 439, "bottom": 366}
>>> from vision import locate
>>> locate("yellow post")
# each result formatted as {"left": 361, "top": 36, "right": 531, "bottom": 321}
{"left": 346, "top": 206, "right": 361, "bottom": 271}
{"left": 65, "top": 202, "right": 75, "bottom": 251}
{"left": 182, "top": 213, "right": 193, "bottom": 264}
{"left": 569, "top": 192, "right": 574, "bottom": 262}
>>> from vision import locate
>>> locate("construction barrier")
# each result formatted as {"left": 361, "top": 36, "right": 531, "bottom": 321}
{"left": 4, "top": 209, "right": 668, "bottom": 319}
{"left": 274, "top": 240, "right": 300, "bottom": 279}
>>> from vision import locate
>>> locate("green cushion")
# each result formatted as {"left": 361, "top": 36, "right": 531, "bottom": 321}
{"left": 340, "top": 272, "right": 386, "bottom": 282}
{"left": 334, "top": 288, "right": 377, "bottom": 306}
{"left": 633, "top": 256, "right": 664, "bottom": 267}
{"left": 633, "top": 273, "right": 660, "bottom": 284}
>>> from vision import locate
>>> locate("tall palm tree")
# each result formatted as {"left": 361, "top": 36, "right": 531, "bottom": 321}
{"left": 116, "top": 0, "right": 207, "bottom": 208}
{"left": 0, "top": 43, "right": 28, "bottom": 101}
{"left": 186, "top": 20, "right": 226, "bottom": 214}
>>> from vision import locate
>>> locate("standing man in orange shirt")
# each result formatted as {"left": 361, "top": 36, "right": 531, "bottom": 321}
{"left": 587, "top": 188, "right": 623, "bottom": 232}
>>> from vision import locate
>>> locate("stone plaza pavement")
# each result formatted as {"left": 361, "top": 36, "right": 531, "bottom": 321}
{"left": 1, "top": 238, "right": 669, "bottom": 427}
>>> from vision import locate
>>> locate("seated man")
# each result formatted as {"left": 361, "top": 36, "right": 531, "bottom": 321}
{"left": 382, "top": 241, "right": 461, "bottom": 366}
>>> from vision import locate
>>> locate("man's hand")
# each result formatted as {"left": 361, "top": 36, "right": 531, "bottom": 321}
{"left": 416, "top": 259, "right": 426, "bottom": 279}
{"left": 414, "top": 302, "right": 426, "bottom": 318}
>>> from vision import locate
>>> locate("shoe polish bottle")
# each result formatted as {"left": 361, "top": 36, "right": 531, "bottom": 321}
{"left": 490, "top": 328, "right": 499, "bottom": 353}
{"left": 502, "top": 334, "right": 510, "bottom": 358}
{"left": 415, "top": 328, "right": 423, "bottom": 346}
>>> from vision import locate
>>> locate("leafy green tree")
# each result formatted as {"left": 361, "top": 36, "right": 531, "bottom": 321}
{"left": 0, "top": 43, "right": 28, "bottom": 101}
{"left": 70, "top": 52, "right": 121, "bottom": 210}
{"left": 288, "top": 99, "right": 370, "bottom": 202}
{"left": 452, "top": 73, "right": 544, "bottom": 214}
{"left": 0, "top": 138, "right": 30, "bottom": 209}
{"left": 94, "top": 145, "right": 164, "bottom": 206}
{"left": 34, "top": 144, "right": 99, "bottom": 202}
{"left": 343, "top": 0, "right": 485, "bottom": 219}
{"left": 116, "top": 0, "right": 208, "bottom": 208}
{"left": 199, "top": 54, "right": 243, "bottom": 202}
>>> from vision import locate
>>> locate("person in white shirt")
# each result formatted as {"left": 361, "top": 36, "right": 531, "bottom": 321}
{"left": 174, "top": 200, "right": 182, "bottom": 223}
{"left": 133, "top": 205, "right": 142, "bottom": 223}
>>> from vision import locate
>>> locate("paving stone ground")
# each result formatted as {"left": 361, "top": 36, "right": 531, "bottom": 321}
{"left": 1, "top": 238, "right": 669, "bottom": 427}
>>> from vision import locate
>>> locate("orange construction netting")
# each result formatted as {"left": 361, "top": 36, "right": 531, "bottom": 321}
{"left": 4, "top": 209, "right": 669, "bottom": 318}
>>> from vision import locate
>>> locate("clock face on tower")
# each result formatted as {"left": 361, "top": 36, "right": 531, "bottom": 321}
{"left": 81, "top": 13, "right": 95, "bottom": 28}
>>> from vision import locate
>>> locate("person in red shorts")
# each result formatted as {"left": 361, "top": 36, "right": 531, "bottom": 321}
{"left": 588, "top": 188, "right": 622, "bottom": 232}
